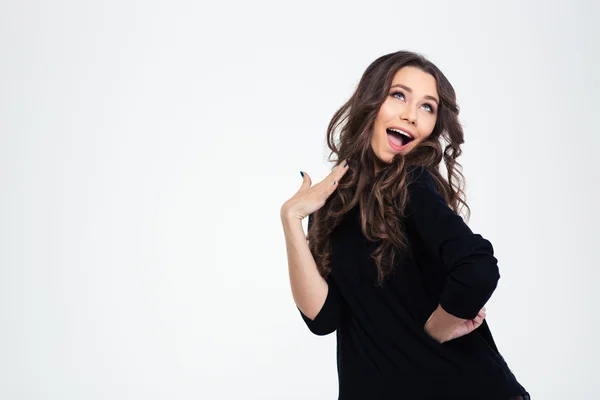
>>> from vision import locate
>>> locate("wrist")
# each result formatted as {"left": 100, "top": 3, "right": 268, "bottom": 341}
{"left": 424, "top": 304, "right": 463, "bottom": 344}
{"left": 280, "top": 211, "right": 304, "bottom": 232}
{"left": 424, "top": 313, "right": 446, "bottom": 344}
{"left": 281, "top": 211, "right": 302, "bottom": 225}
{"left": 280, "top": 204, "right": 301, "bottom": 223}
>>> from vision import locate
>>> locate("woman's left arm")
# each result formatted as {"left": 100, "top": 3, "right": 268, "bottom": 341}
{"left": 406, "top": 166, "right": 499, "bottom": 342}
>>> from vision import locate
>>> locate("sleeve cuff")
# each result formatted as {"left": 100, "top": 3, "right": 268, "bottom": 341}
{"left": 298, "top": 277, "right": 345, "bottom": 336}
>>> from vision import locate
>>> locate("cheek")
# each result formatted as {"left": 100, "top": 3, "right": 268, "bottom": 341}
{"left": 415, "top": 123, "right": 435, "bottom": 143}
{"left": 378, "top": 101, "right": 396, "bottom": 120}
{"left": 423, "top": 115, "right": 437, "bottom": 135}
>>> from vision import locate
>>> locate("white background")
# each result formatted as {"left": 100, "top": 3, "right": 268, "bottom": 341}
{"left": 1, "top": 0, "right": 598, "bottom": 399}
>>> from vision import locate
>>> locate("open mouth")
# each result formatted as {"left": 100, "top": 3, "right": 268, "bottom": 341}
{"left": 386, "top": 128, "right": 414, "bottom": 147}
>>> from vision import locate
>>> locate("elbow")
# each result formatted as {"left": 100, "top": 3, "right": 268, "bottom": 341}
{"left": 441, "top": 258, "right": 500, "bottom": 320}
{"left": 298, "top": 304, "right": 343, "bottom": 336}
{"left": 297, "top": 279, "right": 346, "bottom": 336}
{"left": 471, "top": 258, "right": 500, "bottom": 290}
{"left": 298, "top": 306, "right": 340, "bottom": 336}
{"left": 308, "top": 325, "right": 338, "bottom": 336}
{"left": 488, "top": 262, "right": 500, "bottom": 289}
{"left": 455, "top": 236, "right": 500, "bottom": 289}
{"left": 448, "top": 255, "right": 500, "bottom": 291}
{"left": 477, "top": 241, "right": 500, "bottom": 289}
{"left": 302, "top": 316, "right": 339, "bottom": 336}
{"left": 480, "top": 237, "right": 499, "bottom": 287}
{"left": 437, "top": 236, "right": 502, "bottom": 320}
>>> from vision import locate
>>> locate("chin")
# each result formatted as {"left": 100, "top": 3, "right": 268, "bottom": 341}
{"left": 374, "top": 151, "right": 398, "bottom": 165}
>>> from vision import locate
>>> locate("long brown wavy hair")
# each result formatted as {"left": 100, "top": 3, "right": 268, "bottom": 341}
{"left": 307, "top": 50, "right": 471, "bottom": 287}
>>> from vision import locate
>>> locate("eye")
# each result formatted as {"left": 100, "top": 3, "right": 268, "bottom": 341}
{"left": 423, "top": 103, "right": 435, "bottom": 113}
{"left": 391, "top": 91, "right": 405, "bottom": 101}
{"left": 391, "top": 91, "right": 436, "bottom": 114}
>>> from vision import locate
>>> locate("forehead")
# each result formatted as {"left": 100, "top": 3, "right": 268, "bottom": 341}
{"left": 391, "top": 66, "right": 438, "bottom": 96}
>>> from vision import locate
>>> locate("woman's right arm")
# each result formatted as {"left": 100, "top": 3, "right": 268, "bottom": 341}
{"left": 280, "top": 160, "right": 349, "bottom": 336}
{"left": 281, "top": 212, "right": 328, "bottom": 320}
{"left": 281, "top": 212, "right": 346, "bottom": 336}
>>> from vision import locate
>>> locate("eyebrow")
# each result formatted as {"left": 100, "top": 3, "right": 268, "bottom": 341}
{"left": 390, "top": 84, "right": 439, "bottom": 105}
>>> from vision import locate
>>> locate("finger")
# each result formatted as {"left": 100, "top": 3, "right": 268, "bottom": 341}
{"left": 302, "top": 171, "right": 312, "bottom": 187}
{"left": 319, "top": 177, "right": 339, "bottom": 204}
{"left": 296, "top": 171, "right": 312, "bottom": 194}
{"left": 326, "top": 159, "right": 350, "bottom": 184}
{"left": 332, "top": 159, "right": 350, "bottom": 189}
{"left": 336, "top": 159, "right": 350, "bottom": 180}
{"left": 335, "top": 160, "right": 350, "bottom": 182}
{"left": 317, "top": 160, "right": 349, "bottom": 201}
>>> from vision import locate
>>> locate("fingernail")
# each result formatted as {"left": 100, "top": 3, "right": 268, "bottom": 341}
{"left": 344, "top": 162, "right": 348, "bottom": 168}
{"left": 300, "top": 171, "right": 304, "bottom": 177}
{"left": 333, "top": 180, "right": 336, "bottom": 185}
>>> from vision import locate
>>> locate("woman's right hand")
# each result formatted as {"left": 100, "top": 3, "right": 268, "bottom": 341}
{"left": 280, "top": 159, "right": 350, "bottom": 222}
{"left": 424, "top": 305, "right": 487, "bottom": 344}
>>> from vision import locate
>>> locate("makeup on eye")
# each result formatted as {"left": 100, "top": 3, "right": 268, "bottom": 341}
{"left": 391, "top": 91, "right": 436, "bottom": 113}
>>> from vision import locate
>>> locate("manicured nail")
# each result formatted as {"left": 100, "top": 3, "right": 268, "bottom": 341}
{"left": 344, "top": 162, "right": 348, "bottom": 168}
{"left": 300, "top": 171, "right": 304, "bottom": 178}
{"left": 333, "top": 180, "right": 336, "bottom": 185}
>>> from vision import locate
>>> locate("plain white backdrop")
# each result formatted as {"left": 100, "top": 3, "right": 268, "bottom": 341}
{"left": 1, "top": 0, "right": 598, "bottom": 398}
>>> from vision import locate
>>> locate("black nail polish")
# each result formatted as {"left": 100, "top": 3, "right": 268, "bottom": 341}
{"left": 300, "top": 171, "right": 304, "bottom": 177}
{"left": 344, "top": 162, "right": 348, "bottom": 168}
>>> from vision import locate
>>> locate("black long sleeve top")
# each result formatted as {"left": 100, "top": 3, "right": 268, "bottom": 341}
{"left": 298, "top": 166, "right": 530, "bottom": 400}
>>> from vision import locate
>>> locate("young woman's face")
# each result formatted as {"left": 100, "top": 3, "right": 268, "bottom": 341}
{"left": 371, "top": 66, "right": 439, "bottom": 163}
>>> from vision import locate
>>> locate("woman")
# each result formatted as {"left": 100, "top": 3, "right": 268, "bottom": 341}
{"left": 280, "top": 50, "right": 530, "bottom": 399}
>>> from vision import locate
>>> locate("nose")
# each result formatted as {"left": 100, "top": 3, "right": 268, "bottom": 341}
{"left": 400, "top": 106, "right": 417, "bottom": 125}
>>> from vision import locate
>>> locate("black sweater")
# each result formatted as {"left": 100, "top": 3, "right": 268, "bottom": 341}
{"left": 298, "top": 166, "right": 530, "bottom": 400}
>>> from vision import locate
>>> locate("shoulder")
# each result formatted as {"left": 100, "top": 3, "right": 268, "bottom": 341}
{"left": 405, "top": 165, "right": 449, "bottom": 210}
{"left": 407, "top": 165, "right": 439, "bottom": 192}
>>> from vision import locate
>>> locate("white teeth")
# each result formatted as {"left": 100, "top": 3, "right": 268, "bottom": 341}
{"left": 387, "top": 128, "right": 412, "bottom": 139}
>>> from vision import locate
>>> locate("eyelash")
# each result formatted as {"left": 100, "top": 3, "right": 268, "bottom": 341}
{"left": 391, "top": 91, "right": 435, "bottom": 113}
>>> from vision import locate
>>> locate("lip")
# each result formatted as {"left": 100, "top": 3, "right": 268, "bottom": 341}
{"left": 387, "top": 126, "right": 415, "bottom": 139}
